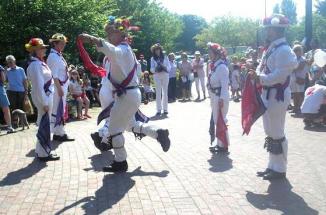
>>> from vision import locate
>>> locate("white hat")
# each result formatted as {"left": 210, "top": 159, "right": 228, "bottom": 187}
{"left": 194, "top": 51, "right": 201, "bottom": 55}
{"left": 314, "top": 49, "right": 326, "bottom": 68}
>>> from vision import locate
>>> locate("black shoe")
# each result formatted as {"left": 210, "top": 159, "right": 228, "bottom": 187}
{"left": 209, "top": 146, "right": 228, "bottom": 153}
{"left": 37, "top": 154, "right": 60, "bottom": 162}
{"left": 103, "top": 160, "right": 128, "bottom": 172}
{"left": 155, "top": 112, "right": 161, "bottom": 116}
{"left": 91, "top": 132, "right": 101, "bottom": 145}
{"left": 257, "top": 168, "right": 272, "bottom": 177}
{"left": 157, "top": 129, "right": 170, "bottom": 152}
{"left": 163, "top": 111, "right": 168, "bottom": 115}
{"left": 53, "top": 134, "right": 75, "bottom": 142}
{"left": 263, "top": 171, "right": 286, "bottom": 180}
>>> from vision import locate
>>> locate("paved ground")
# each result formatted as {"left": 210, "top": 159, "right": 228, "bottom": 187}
{"left": 0, "top": 96, "right": 325, "bottom": 215}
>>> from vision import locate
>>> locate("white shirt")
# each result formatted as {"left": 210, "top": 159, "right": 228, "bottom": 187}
{"left": 169, "top": 60, "right": 177, "bottom": 78}
{"left": 27, "top": 57, "right": 54, "bottom": 106}
{"left": 208, "top": 59, "right": 230, "bottom": 101}
{"left": 301, "top": 84, "right": 326, "bottom": 114}
{"left": 69, "top": 80, "right": 83, "bottom": 95}
{"left": 97, "top": 41, "right": 139, "bottom": 89}
{"left": 257, "top": 37, "right": 298, "bottom": 87}
{"left": 150, "top": 56, "right": 171, "bottom": 74}
{"left": 101, "top": 56, "right": 113, "bottom": 90}
{"left": 192, "top": 58, "right": 205, "bottom": 77}
{"left": 47, "top": 48, "right": 69, "bottom": 90}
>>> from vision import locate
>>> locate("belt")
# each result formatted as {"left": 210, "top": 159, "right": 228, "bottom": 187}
{"left": 113, "top": 86, "right": 139, "bottom": 97}
{"left": 210, "top": 87, "right": 221, "bottom": 96}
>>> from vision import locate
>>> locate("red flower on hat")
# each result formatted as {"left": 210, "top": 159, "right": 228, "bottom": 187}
{"left": 30, "top": 38, "right": 39, "bottom": 46}
{"left": 121, "top": 19, "right": 130, "bottom": 29}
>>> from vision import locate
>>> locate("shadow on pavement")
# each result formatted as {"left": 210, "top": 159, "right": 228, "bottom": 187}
{"left": 83, "top": 151, "right": 114, "bottom": 172}
{"left": 0, "top": 159, "right": 47, "bottom": 187}
{"left": 208, "top": 153, "right": 233, "bottom": 172}
{"left": 304, "top": 126, "right": 326, "bottom": 132}
{"left": 54, "top": 167, "right": 169, "bottom": 215}
{"left": 246, "top": 179, "right": 319, "bottom": 215}
{"left": 150, "top": 114, "right": 168, "bottom": 121}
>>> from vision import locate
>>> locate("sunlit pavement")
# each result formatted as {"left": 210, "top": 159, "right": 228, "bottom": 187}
{"left": 0, "top": 96, "right": 325, "bottom": 214}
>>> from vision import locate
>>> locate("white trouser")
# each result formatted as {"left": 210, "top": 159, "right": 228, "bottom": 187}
{"left": 262, "top": 88, "right": 290, "bottom": 173}
{"left": 195, "top": 76, "right": 206, "bottom": 96}
{"left": 32, "top": 94, "right": 54, "bottom": 157}
{"left": 51, "top": 87, "right": 68, "bottom": 136}
{"left": 153, "top": 73, "right": 169, "bottom": 112}
{"left": 99, "top": 84, "right": 113, "bottom": 138}
{"left": 210, "top": 94, "right": 230, "bottom": 147}
{"left": 108, "top": 89, "right": 141, "bottom": 162}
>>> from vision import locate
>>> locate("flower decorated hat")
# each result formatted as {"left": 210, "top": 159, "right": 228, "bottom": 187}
{"left": 49, "top": 33, "right": 68, "bottom": 43}
{"left": 105, "top": 16, "right": 140, "bottom": 35}
{"left": 25, "top": 38, "right": 49, "bottom": 52}
{"left": 263, "top": 14, "right": 290, "bottom": 28}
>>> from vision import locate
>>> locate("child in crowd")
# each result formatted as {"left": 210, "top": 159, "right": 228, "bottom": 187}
{"left": 141, "top": 71, "right": 154, "bottom": 104}
{"left": 231, "top": 64, "right": 241, "bottom": 102}
{"left": 69, "top": 70, "right": 91, "bottom": 120}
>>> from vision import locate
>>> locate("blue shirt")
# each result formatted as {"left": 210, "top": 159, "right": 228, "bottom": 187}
{"left": 6, "top": 66, "right": 27, "bottom": 92}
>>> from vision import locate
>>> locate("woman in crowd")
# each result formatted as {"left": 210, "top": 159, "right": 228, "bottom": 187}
{"left": 178, "top": 52, "right": 193, "bottom": 102}
{"left": 5, "top": 55, "right": 28, "bottom": 124}
{"left": 168, "top": 53, "right": 177, "bottom": 102}
{"left": 192, "top": 51, "right": 206, "bottom": 101}
{"left": 25, "top": 38, "right": 59, "bottom": 161}
{"left": 150, "top": 43, "right": 170, "bottom": 116}
{"left": 69, "top": 70, "right": 91, "bottom": 119}
{"left": 0, "top": 65, "right": 14, "bottom": 133}
{"left": 207, "top": 42, "right": 230, "bottom": 153}
{"left": 290, "top": 44, "right": 308, "bottom": 115}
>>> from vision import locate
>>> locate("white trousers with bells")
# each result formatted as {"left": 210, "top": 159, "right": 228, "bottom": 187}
{"left": 210, "top": 93, "right": 230, "bottom": 147}
{"left": 99, "top": 84, "right": 113, "bottom": 138}
{"left": 262, "top": 88, "right": 290, "bottom": 173}
{"left": 51, "top": 87, "right": 67, "bottom": 136}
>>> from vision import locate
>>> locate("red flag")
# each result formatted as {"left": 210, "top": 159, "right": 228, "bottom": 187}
{"left": 76, "top": 37, "right": 106, "bottom": 77}
{"left": 241, "top": 75, "right": 266, "bottom": 135}
{"left": 216, "top": 109, "right": 228, "bottom": 148}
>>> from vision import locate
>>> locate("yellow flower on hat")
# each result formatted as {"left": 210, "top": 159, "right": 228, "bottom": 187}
{"left": 49, "top": 33, "right": 68, "bottom": 43}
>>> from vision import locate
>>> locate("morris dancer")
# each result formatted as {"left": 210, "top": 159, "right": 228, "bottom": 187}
{"left": 78, "top": 16, "right": 170, "bottom": 172}
{"left": 251, "top": 14, "right": 298, "bottom": 180}
{"left": 207, "top": 42, "right": 230, "bottom": 153}
{"left": 25, "top": 38, "right": 60, "bottom": 161}
{"left": 47, "top": 33, "right": 75, "bottom": 142}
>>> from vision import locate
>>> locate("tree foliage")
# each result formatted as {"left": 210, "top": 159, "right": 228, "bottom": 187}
{"left": 175, "top": 15, "right": 207, "bottom": 52}
{"left": 0, "top": 0, "right": 183, "bottom": 63}
{"left": 195, "top": 16, "right": 259, "bottom": 53}
{"left": 316, "top": 0, "right": 326, "bottom": 17}
{"left": 281, "top": 0, "right": 297, "bottom": 24}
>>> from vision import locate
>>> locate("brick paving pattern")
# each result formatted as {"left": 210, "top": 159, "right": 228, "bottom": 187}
{"left": 0, "top": 99, "right": 325, "bottom": 214}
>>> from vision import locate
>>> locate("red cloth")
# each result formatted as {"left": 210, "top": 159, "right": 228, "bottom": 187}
{"left": 241, "top": 75, "right": 266, "bottom": 135}
{"left": 216, "top": 109, "right": 228, "bottom": 148}
{"left": 76, "top": 37, "right": 106, "bottom": 77}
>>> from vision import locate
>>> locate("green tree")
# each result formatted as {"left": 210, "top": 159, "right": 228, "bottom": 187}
{"left": 273, "top": 3, "right": 280, "bottom": 14}
{"left": 281, "top": 0, "right": 297, "bottom": 24}
{"left": 175, "top": 15, "right": 207, "bottom": 52}
{"left": 316, "top": 0, "right": 326, "bottom": 17}
{"left": 0, "top": 0, "right": 116, "bottom": 64}
{"left": 195, "top": 16, "right": 259, "bottom": 53}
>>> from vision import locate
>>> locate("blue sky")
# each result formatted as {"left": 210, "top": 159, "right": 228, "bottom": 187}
{"left": 157, "top": 0, "right": 317, "bottom": 22}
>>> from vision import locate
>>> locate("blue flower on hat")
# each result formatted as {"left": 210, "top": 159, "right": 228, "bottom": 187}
{"left": 108, "top": 16, "right": 116, "bottom": 25}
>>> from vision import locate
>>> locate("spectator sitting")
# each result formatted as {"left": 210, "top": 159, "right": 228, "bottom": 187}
{"left": 0, "top": 65, "right": 14, "bottom": 133}
{"left": 69, "top": 70, "right": 91, "bottom": 120}
{"left": 82, "top": 73, "right": 95, "bottom": 108}
{"left": 90, "top": 73, "right": 101, "bottom": 106}
{"left": 141, "top": 71, "right": 154, "bottom": 104}
{"left": 5, "top": 55, "right": 28, "bottom": 126}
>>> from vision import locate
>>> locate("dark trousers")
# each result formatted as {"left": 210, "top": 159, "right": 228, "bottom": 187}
{"left": 7, "top": 90, "right": 25, "bottom": 111}
{"left": 168, "top": 77, "right": 177, "bottom": 101}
